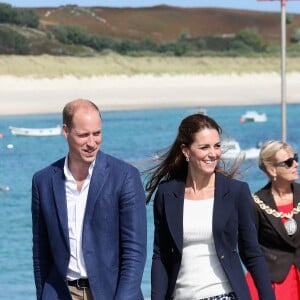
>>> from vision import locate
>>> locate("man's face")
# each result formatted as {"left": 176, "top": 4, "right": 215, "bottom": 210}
{"left": 63, "top": 108, "right": 102, "bottom": 165}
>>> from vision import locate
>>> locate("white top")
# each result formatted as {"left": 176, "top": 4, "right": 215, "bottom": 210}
{"left": 65, "top": 157, "right": 95, "bottom": 280}
{"left": 173, "top": 198, "right": 232, "bottom": 299}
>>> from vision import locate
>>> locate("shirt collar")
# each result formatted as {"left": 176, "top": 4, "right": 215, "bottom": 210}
{"left": 64, "top": 156, "right": 95, "bottom": 180}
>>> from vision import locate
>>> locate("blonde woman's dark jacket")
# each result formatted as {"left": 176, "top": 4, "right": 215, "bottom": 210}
{"left": 151, "top": 172, "right": 275, "bottom": 300}
{"left": 253, "top": 182, "right": 300, "bottom": 282}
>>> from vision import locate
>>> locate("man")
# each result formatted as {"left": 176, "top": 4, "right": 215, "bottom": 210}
{"left": 32, "top": 99, "right": 147, "bottom": 300}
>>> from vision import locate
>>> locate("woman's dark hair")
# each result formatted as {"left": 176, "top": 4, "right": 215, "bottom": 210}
{"left": 144, "top": 113, "right": 225, "bottom": 204}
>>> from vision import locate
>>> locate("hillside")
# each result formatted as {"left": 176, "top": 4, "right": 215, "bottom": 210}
{"left": 35, "top": 5, "right": 299, "bottom": 43}
{"left": 1, "top": 4, "right": 300, "bottom": 56}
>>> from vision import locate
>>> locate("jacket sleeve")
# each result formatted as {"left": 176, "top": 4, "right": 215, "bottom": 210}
{"left": 151, "top": 186, "right": 171, "bottom": 300}
{"left": 32, "top": 174, "right": 53, "bottom": 300}
{"left": 237, "top": 182, "right": 275, "bottom": 300}
{"left": 114, "top": 166, "right": 147, "bottom": 300}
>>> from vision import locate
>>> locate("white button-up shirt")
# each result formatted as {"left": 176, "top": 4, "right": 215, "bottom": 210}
{"left": 64, "top": 157, "right": 95, "bottom": 280}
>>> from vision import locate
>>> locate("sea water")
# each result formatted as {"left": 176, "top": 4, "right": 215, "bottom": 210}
{"left": 0, "top": 104, "right": 299, "bottom": 299}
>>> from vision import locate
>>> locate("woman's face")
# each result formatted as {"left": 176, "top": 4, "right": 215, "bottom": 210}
{"left": 182, "top": 128, "right": 221, "bottom": 175}
{"left": 271, "top": 148, "right": 299, "bottom": 182}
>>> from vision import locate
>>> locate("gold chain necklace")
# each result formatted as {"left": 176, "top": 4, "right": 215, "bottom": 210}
{"left": 252, "top": 194, "right": 300, "bottom": 219}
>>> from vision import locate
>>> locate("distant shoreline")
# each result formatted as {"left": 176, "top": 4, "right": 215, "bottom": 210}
{"left": 1, "top": 55, "right": 300, "bottom": 78}
{"left": 1, "top": 73, "right": 300, "bottom": 116}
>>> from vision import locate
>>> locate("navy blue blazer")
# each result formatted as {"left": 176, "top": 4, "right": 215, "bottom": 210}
{"left": 32, "top": 151, "right": 147, "bottom": 300}
{"left": 151, "top": 172, "right": 275, "bottom": 300}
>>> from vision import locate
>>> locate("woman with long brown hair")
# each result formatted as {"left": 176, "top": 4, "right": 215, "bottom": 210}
{"left": 145, "top": 113, "right": 274, "bottom": 300}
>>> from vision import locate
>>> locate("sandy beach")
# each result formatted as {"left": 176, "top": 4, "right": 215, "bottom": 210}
{"left": 1, "top": 72, "right": 300, "bottom": 116}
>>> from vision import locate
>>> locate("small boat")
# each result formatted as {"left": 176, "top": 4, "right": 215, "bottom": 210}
{"left": 221, "top": 138, "right": 260, "bottom": 160}
{"left": 240, "top": 111, "right": 267, "bottom": 123}
{"left": 9, "top": 125, "right": 62, "bottom": 137}
{"left": 0, "top": 185, "right": 9, "bottom": 192}
{"left": 197, "top": 107, "right": 207, "bottom": 115}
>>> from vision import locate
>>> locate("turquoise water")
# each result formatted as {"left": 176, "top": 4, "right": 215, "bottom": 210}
{"left": 0, "top": 104, "right": 299, "bottom": 299}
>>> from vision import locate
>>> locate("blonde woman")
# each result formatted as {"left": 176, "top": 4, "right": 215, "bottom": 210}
{"left": 248, "top": 140, "right": 300, "bottom": 299}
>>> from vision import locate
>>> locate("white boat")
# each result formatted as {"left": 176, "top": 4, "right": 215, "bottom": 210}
{"left": 240, "top": 111, "right": 267, "bottom": 123}
{"left": 197, "top": 107, "right": 207, "bottom": 115}
{"left": 221, "top": 138, "right": 260, "bottom": 160}
{"left": 0, "top": 185, "right": 9, "bottom": 192}
{"left": 9, "top": 125, "right": 62, "bottom": 136}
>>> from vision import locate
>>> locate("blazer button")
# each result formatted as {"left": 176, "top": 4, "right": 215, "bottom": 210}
{"left": 220, "top": 255, "right": 225, "bottom": 259}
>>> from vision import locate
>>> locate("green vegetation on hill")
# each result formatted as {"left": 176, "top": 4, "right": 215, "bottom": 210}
{"left": 0, "top": 2, "right": 299, "bottom": 57}
{"left": 0, "top": 2, "right": 38, "bottom": 27}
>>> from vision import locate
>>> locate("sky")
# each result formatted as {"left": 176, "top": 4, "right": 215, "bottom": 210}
{"left": 2, "top": 0, "right": 300, "bottom": 14}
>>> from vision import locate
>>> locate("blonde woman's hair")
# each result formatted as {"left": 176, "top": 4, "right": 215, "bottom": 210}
{"left": 258, "top": 140, "right": 293, "bottom": 174}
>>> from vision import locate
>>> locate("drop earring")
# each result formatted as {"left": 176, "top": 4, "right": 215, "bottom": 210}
{"left": 185, "top": 156, "right": 189, "bottom": 162}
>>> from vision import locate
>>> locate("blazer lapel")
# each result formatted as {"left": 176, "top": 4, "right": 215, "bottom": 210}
{"left": 164, "top": 180, "right": 185, "bottom": 253}
{"left": 52, "top": 160, "right": 69, "bottom": 248}
{"left": 84, "top": 152, "right": 109, "bottom": 221}
{"left": 291, "top": 183, "right": 300, "bottom": 247}
{"left": 257, "top": 188, "right": 296, "bottom": 247}
{"left": 213, "top": 173, "right": 234, "bottom": 234}
{"left": 51, "top": 153, "right": 108, "bottom": 249}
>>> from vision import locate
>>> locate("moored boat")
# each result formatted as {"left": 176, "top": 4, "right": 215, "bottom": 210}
{"left": 240, "top": 111, "right": 267, "bottom": 123}
{"left": 9, "top": 125, "right": 62, "bottom": 137}
{"left": 0, "top": 185, "right": 9, "bottom": 192}
{"left": 221, "top": 138, "right": 260, "bottom": 160}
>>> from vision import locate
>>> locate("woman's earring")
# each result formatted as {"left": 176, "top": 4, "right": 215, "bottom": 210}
{"left": 273, "top": 175, "right": 277, "bottom": 182}
{"left": 185, "top": 156, "right": 189, "bottom": 162}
